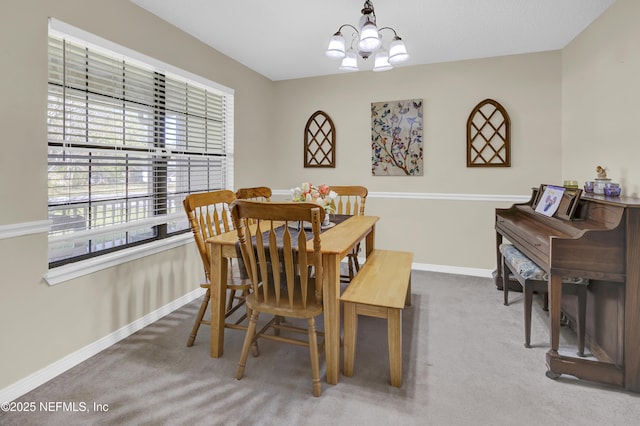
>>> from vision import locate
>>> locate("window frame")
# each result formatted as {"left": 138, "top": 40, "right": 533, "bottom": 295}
{"left": 46, "top": 19, "right": 234, "bottom": 281}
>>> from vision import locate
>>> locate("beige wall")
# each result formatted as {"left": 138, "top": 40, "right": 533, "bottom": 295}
{"left": 271, "top": 52, "right": 562, "bottom": 193}
{"left": 562, "top": 0, "right": 640, "bottom": 195}
{"left": 0, "top": 0, "right": 273, "bottom": 390}
{"left": 1, "top": 0, "right": 635, "bottom": 396}
{"left": 269, "top": 52, "right": 562, "bottom": 267}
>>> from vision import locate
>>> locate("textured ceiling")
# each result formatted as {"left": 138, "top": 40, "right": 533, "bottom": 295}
{"left": 129, "top": 0, "right": 615, "bottom": 81}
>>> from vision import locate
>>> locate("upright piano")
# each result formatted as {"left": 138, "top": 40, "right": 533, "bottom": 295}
{"left": 495, "top": 186, "right": 640, "bottom": 392}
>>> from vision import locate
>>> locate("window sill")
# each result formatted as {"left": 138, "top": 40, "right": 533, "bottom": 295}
{"left": 44, "top": 233, "right": 193, "bottom": 286}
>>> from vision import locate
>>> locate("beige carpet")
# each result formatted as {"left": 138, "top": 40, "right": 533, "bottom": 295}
{"left": 2, "top": 271, "right": 639, "bottom": 425}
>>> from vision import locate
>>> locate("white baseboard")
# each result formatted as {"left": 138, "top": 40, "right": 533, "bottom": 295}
{"left": 354, "top": 258, "right": 493, "bottom": 278}
{"left": 0, "top": 287, "right": 205, "bottom": 403}
{"left": 411, "top": 262, "right": 493, "bottom": 278}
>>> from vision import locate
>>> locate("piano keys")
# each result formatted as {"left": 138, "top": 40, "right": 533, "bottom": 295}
{"left": 495, "top": 187, "right": 640, "bottom": 392}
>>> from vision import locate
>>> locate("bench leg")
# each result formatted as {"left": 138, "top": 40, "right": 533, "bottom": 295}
{"left": 524, "top": 285, "right": 534, "bottom": 348}
{"left": 343, "top": 302, "right": 357, "bottom": 377}
{"left": 387, "top": 308, "right": 402, "bottom": 387}
{"left": 502, "top": 256, "right": 510, "bottom": 306}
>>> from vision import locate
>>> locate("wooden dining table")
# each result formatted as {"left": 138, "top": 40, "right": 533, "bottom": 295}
{"left": 206, "top": 214, "right": 380, "bottom": 385}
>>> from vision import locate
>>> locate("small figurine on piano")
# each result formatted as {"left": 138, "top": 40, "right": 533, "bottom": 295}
{"left": 594, "top": 166, "right": 620, "bottom": 195}
{"left": 596, "top": 166, "right": 607, "bottom": 179}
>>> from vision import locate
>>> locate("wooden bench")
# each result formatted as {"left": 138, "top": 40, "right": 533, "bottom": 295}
{"left": 340, "top": 249, "right": 413, "bottom": 387}
{"left": 500, "top": 243, "right": 588, "bottom": 356}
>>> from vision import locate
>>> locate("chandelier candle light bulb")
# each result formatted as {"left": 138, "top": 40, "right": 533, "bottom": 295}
{"left": 358, "top": 19, "right": 381, "bottom": 53}
{"left": 340, "top": 50, "right": 359, "bottom": 71}
{"left": 373, "top": 51, "right": 393, "bottom": 72}
{"left": 326, "top": 32, "right": 346, "bottom": 58}
{"left": 388, "top": 36, "right": 409, "bottom": 64}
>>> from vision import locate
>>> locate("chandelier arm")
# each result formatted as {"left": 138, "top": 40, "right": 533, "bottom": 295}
{"left": 378, "top": 26, "right": 399, "bottom": 37}
{"left": 336, "top": 23, "right": 359, "bottom": 35}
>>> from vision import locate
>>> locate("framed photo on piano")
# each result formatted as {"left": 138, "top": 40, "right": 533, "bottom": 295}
{"left": 532, "top": 184, "right": 582, "bottom": 220}
{"left": 534, "top": 185, "right": 564, "bottom": 217}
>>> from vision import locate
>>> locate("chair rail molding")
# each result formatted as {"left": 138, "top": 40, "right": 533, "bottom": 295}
{"left": 0, "top": 220, "right": 51, "bottom": 240}
{"left": 0, "top": 219, "right": 199, "bottom": 285}
{"left": 273, "top": 189, "right": 529, "bottom": 203}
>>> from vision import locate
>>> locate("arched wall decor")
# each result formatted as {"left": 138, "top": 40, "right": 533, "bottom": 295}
{"left": 466, "top": 99, "right": 511, "bottom": 167}
{"left": 304, "top": 110, "right": 336, "bottom": 168}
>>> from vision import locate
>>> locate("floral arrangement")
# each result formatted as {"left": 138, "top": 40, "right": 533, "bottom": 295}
{"left": 291, "top": 182, "right": 337, "bottom": 214}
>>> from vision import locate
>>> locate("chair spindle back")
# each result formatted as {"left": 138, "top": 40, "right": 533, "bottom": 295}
{"left": 330, "top": 185, "right": 368, "bottom": 216}
{"left": 183, "top": 190, "right": 236, "bottom": 280}
{"left": 231, "top": 200, "right": 324, "bottom": 307}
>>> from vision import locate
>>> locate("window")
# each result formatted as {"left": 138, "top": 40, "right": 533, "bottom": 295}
{"left": 47, "top": 20, "right": 234, "bottom": 267}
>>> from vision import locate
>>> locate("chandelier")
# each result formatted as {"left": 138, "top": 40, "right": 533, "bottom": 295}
{"left": 325, "top": 0, "right": 410, "bottom": 72}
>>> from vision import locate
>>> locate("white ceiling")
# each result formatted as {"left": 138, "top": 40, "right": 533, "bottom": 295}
{"left": 129, "top": 0, "right": 615, "bottom": 81}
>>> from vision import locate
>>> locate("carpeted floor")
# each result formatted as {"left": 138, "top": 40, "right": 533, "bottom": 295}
{"left": 2, "top": 271, "right": 639, "bottom": 425}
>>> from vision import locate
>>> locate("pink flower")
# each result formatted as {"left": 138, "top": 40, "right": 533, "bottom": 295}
{"left": 318, "top": 184, "right": 330, "bottom": 196}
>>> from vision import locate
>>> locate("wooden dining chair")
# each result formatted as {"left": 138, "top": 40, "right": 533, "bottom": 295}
{"left": 330, "top": 185, "right": 368, "bottom": 282}
{"left": 235, "top": 186, "right": 272, "bottom": 202}
{"left": 183, "top": 190, "right": 253, "bottom": 347}
{"left": 231, "top": 200, "right": 326, "bottom": 397}
{"left": 236, "top": 187, "right": 272, "bottom": 226}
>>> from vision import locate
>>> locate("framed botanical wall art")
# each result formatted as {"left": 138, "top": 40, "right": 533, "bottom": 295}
{"left": 371, "top": 99, "right": 423, "bottom": 176}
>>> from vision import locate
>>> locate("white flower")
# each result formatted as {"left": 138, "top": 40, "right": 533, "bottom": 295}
{"left": 290, "top": 182, "right": 336, "bottom": 213}
{"left": 291, "top": 187, "right": 302, "bottom": 201}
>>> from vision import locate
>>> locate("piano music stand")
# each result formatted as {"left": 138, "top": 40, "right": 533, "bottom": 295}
{"left": 532, "top": 184, "right": 582, "bottom": 221}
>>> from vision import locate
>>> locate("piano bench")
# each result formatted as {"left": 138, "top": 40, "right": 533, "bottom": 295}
{"left": 499, "top": 243, "right": 589, "bottom": 356}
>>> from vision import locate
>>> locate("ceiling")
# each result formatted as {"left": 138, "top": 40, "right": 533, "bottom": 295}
{"left": 129, "top": 0, "right": 615, "bottom": 81}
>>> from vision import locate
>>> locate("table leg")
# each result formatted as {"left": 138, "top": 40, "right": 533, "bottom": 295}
{"left": 323, "top": 254, "right": 341, "bottom": 385}
{"left": 365, "top": 225, "right": 375, "bottom": 257}
{"left": 210, "top": 244, "right": 227, "bottom": 357}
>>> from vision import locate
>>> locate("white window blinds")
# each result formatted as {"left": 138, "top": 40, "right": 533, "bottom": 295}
{"left": 47, "top": 23, "right": 234, "bottom": 266}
